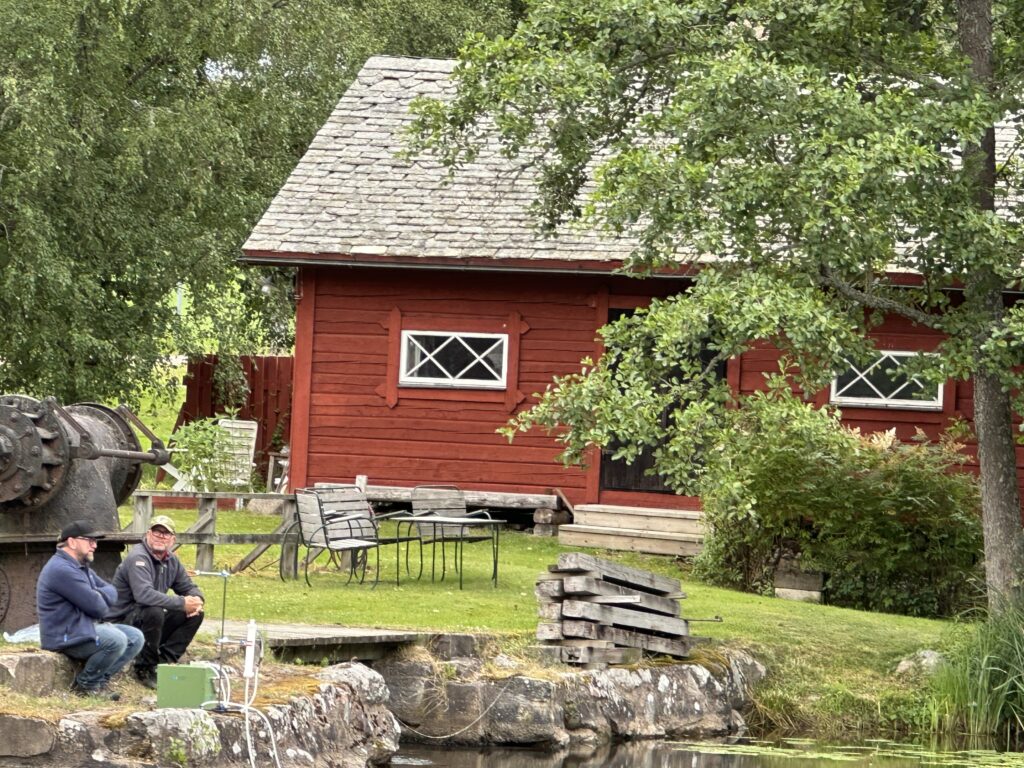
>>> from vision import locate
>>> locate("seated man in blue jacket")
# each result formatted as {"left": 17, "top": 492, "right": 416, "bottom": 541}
{"left": 107, "top": 515, "right": 204, "bottom": 689}
{"left": 36, "top": 520, "right": 144, "bottom": 699}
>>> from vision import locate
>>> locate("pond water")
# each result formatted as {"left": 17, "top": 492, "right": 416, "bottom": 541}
{"left": 389, "top": 739, "right": 1024, "bottom": 768}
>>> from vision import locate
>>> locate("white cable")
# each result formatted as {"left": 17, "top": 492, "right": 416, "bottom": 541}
{"left": 395, "top": 677, "right": 517, "bottom": 740}
{"left": 244, "top": 705, "right": 283, "bottom": 768}
{"left": 243, "top": 677, "right": 256, "bottom": 768}
{"left": 200, "top": 628, "right": 282, "bottom": 768}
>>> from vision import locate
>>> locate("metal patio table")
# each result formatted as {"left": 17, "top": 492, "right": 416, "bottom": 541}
{"left": 390, "top": 516, "right": 505, "bottom": 589}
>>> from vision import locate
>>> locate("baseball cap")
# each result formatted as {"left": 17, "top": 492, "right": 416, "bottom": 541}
{"left": 148, "top": 515, "right": 177, "bottom": 535}
{"left": 59, "top": 520, "right": 107, "bottom": 542}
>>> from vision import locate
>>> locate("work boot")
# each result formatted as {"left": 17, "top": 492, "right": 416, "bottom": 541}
{"left": 71, "top": 680, "right": 121, "bottom": 701}
{"left": 134, "top": 666, "right": 158, "bottom": 690}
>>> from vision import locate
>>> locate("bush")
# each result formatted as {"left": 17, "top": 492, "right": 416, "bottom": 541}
{"left": 169, "top": 412, "right": 256, "bottom": 492}
{"left": 692, "top": 381, "right": 982, "bottom": 617}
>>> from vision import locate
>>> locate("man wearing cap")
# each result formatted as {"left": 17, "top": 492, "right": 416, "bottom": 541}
{"left": 36, "top": 520, "right": 144, "bottom": 698}
{"left": 107, "top": 515, "right": 204, "bottom": 689}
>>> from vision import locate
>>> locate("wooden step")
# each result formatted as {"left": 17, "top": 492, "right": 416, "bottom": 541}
{"left": 559, "top": 524, "right": 703, "bottom": 557}
{"left": 572, "top": 504, "right": 704, "bottom": 535}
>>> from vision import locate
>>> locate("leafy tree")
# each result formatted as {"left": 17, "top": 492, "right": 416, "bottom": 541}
{"left": 411, "top": 0, "right": 1024, "bottom": 604}
{"left": 0, "top": 0, "right": 516, "bottom": 403}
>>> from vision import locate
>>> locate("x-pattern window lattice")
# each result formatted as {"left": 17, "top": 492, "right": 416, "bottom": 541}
{"left": 401, "top": 331, "right": 507, "bottom": 388}
{"left": 831, "top": 352, "right": 941, "bottom": 410}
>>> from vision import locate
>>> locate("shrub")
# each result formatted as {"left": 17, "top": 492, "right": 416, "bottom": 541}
{"left": 169, "top": 412, "right": 256, "bottom": 492}
{"left": 692, "top": 381, "right": 982, "bottom": 617}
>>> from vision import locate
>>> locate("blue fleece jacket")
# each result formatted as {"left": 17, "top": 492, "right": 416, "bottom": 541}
{"left": 36, "top": 549, "right": 117, "bottom": 651}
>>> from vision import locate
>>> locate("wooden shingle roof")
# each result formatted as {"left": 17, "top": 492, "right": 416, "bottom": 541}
{"left": 243, "top": 54, "right": 1022, "bottom": 273}
{"left": 242, "top": 56, "right": 640, "bottom": 272}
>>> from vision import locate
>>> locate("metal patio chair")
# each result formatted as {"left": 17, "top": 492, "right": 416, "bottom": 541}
{"left": 314, "top": 483, "right": 423, "bottom": 584}
{"left": 282, "top": 488, "right": 381, "bottom": 587}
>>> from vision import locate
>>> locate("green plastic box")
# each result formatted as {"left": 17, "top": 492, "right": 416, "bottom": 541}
{"left": 156, "top": 664, "right": 216, "bottom": 709}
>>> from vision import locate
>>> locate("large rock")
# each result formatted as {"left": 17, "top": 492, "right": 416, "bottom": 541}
{"left": 479, "top": 676, "right": 567, "bottom": 747}
{"left": 895, "top": 650, "right": 943, "bottom": 678}
{"left": 0, "top": 713, "right": 56, "bottom": 756}
{"left": 426, "top": 633, "right": 493, "bottom": 660}
{"left": 318, "top": 661, "right": 391, "bottom": 705}
{"left": 20, "top": 663, "right": 400, "bottom": 767}
{"left": 0, "top": 651, "right": 76, "bottom": 696}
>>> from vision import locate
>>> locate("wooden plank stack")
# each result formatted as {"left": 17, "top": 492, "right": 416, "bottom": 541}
{"left": 535, "top": 552, "right": 702, "bottom": 668}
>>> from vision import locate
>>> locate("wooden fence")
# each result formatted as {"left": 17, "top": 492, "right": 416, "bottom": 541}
{"left": 172, "top": 355, "right": 293, "bottom": 477}
{"left": 132, "top": 490, "right": 298, "bottom": 576}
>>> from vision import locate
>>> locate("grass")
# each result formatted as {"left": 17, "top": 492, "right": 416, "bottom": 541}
{"left": 93, "top": 505, "right": 956, "bottom": 737}
{"left": 929, "top": 595, "right": 1024, "bottom": 741}
{"left": 0, "top": 503, "right": 957, "bottom": 735}
{"left": 131, "top": 368, "right": 186, "bottom": 488}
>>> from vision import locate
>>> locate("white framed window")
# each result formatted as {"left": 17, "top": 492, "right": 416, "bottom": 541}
{"left": 831, "top": 351, "right": 942, "bottom": 411}
{"left": 399, "top": 331, "right": 508, "bottom": 389}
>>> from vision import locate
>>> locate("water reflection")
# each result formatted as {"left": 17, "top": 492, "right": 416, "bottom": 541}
{"left": 390, "top": 739, "right": 1024, "bottom": 768}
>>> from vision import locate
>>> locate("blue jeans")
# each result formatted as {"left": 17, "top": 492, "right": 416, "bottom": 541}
{"left": 63, "top": 623, "right": 144, "bottom": 690}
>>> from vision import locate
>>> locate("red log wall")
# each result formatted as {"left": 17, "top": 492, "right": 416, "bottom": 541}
{"left": 290, "top": 266, "right": 1023, "bottom": 508}
{"left": 292, "top": 267, "right": 682, "bottom": 504}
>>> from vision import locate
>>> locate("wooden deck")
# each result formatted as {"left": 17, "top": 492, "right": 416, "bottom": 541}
{"left": 137, "top": 487, "right": 559, "bottom": 510}
{"left": 559, "top": 504, "right": 704, "bottom": 557}
{"left": 202, "top": 619, "right": 424, "bottom": 662}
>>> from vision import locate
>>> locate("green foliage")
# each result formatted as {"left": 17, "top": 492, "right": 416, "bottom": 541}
{"left": 0, "top": 0, "right": 518, "bottom": 403}
{"left": 930, "top": 594, "right": 1024, "bottom": 739}
{"left": 413, "top": 0, "right": 1024, "bottom": 601}
{"left": 503, "top": 271, "right": 874, "bottom": 476}
{"left": 169, "top": 412, "right": 251, "bottom": 492}
{"left": 691, "top": 382, "right": 982, "bottom": 617}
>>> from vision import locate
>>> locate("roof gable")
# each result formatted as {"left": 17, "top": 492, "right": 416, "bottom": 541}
{"left": 243, "top": 55, "right": 639, "bottom": 270}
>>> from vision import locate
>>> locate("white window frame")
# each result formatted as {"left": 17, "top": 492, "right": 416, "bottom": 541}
{"left": 399, "top": 330, "right": 509, "bottom": 389}
{"left": 830, "top": 351, "right": 943, "bottom": 411}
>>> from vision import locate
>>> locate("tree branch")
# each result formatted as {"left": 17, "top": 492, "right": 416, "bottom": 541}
{"left": 127, "top": 55, "right": 172, "bottom": 88}
{"left": 818, "top": 266, "right": 944, "bottom": 329}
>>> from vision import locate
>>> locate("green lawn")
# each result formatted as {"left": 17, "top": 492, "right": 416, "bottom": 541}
{"left": 139, "top": 506, "right": 951, "bottom": 736}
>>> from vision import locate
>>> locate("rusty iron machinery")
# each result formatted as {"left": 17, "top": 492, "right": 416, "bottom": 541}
{"left": 0, "top": 395, "right": 169, "bottom": 631}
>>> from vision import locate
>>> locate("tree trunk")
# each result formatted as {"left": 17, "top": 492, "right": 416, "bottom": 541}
{"left": 958, "top": 0, "right": 1024, "bottom": 607}
{"left": 972, "top": 367, "right": 1024, "bottom": 606}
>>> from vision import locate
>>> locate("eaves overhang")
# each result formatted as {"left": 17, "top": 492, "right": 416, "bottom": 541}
{"left": 239, "top": 248, "right": 698, "bottom": 279}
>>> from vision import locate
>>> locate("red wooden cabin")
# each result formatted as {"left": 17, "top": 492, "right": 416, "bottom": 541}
{"left": 241, "top": 56, "right": 1016, "bottom": 526}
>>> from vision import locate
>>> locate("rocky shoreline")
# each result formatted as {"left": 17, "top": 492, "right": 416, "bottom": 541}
{"left": 0, "top": 639, "right": 764, "bottom": 766}
{"left": 377, "top": 639, "right": 765, "bottom": 748}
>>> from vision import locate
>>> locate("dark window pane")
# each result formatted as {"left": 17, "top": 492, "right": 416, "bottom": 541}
{"left": 414, "top": 359, "right": 449, "bottom": 379}
{"left": 465, "top": 336, "right": 499, "bottom": 355}
{"left": 833, "top": 354, "right": 937, "bottom": 405}
{"left": 459, "top": 361, "right": 498, "bottom": 380}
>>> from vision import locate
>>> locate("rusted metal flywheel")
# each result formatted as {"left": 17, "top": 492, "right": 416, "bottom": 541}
{"left": 0, "top": 395, "right": 71, "bottom": 509}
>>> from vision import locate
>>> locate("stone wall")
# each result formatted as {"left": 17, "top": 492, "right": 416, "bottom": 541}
{"left": 374, "top": 638, "right": 765, "bottom": 747}
{"left": 0, "top": 638, "right": 767, "bottom": 762}
{"left": 0, "top": 655, "right": 398, "bottom": 767}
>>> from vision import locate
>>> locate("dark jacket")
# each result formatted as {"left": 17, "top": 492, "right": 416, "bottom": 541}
{"left": 37, "top": 549, "right": 117, "bottom": 651}
{"left": 106, "top": 540, "right": 204, "bottom": 622}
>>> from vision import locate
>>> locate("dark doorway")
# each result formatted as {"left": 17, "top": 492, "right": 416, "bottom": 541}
{"left": 599, "top": 307, "right": 725, "bottom": 494}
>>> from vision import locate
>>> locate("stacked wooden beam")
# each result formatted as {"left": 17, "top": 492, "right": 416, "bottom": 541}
{"left": 535, "top": 552, "right": 701, "bottom": 667}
